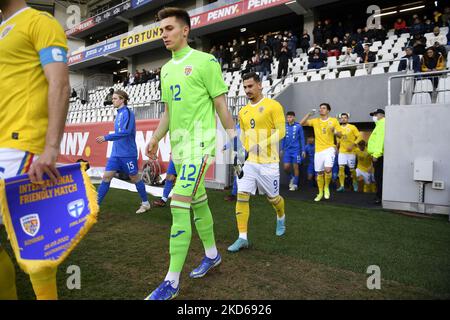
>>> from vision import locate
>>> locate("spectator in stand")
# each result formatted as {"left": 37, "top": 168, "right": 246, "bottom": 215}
{"left": 288, "top": 31, "right": 298, "bottom": 58}
{"left": 409, "top": 33, "right": 427, "bottom": 56}
{"left": 353, "top": 28, "right": 364, "bottom": 43}
{"left": 362, "top": 26, "right": 375, "bottom": 42}
{"left": 260, "top": 49, "right": 272, "bottom": 80}
{"left": 398, "top": 46, "right": 421, "bottom": 73}
{"left": 327, "top": 37, "right": 342, "bottom": 57}
{"left": 421, "top": 47, "right": 446, "bottom": 72}
{"left": 128, "top": 73, "right": 135, "bottom": 86}
{"left": 272, "top": 34, "right": 282, "bottom": 57}
{"left": 218, "top": 44, "right": 225, "bottom": 66}
{"left": 308, "top": 43, "right": 322, "bottom": 54}
{"left": 103, "top": 88, "right": 114, "bottom": 106}
{"left": 339, "top": 47, "right": 357, "bottom": 65}
{"left": 410, "top": 17, "right": 424, "bottom": 36}
{"left": 224, "top": 41, "right": 232, "bottom": 67}
{"left": 71, "top": 88, "right": 77, "bottom": 98}
{"left": 300, "top": 30, "right": 311, "bottom": 54}
{"left": 133, "top": 71, "right": 140, "bottom": 85}
{"left": 277, "top": 41, "right": 291, "bottom": 79}
{"left": 342, "top": 32, "right": 352, "bottom": 47}
{"left": 313, "top": 21, "right": 324, "bottom": 45}
{"left": 323, "top": 38, "right": 332, "bottom": 51}
{"left": 427, "top": 27, "right": 448, "bottom": 56}
{"left": 232, "top": 39, "right": 240, "bottom": 58}
{"left": 394, "top": 18, "right": 408, "bottom": 36}
{"left": 123, "top": 73, "right": 130, "bottom": 87}
{"left": 210, "top": 45, "right": 219, "bottom": 60}
{"left": 239, "top": 40, "right": 251, "bottom": 62}
{"left": 358, "top": 44, "right": 376, "bottom": 64}
{"left": 323, "top": 19, "right": 333, "bottom": 43}
{"left": 423, "top": 18, "right": 435, "bottom": 33}
{"left": 229, "top": 57, "right": 241, "bottom": 72}
{"left": 374, "top": 25, "right": 387, "bottom": 42}
{"left": 433, "top": 10, "right": 443, "bottom": 27}
{"left": 442, "top": 7, "right": 450, "bottom": 27}
{"left": 335, "top": 22, "right": 345, "bottom": 40}
{"left": 140, "top": 69, "right": 149, "bottom": 84}
{"left": 351, "top": 39, "right": 363, "bottom": 56}
{"left": 308, "top": 47, "right": 326, "bottom": 69}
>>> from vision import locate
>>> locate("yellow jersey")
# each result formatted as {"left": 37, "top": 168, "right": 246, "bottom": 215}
{"left": 355, "top": 148, "right": 373, "bottom": 173}
{"left": 337, "top": 124, "right": 362, "bottom": 154}
{"left": 305, "top": 117, "right": 341, "bottom": 152}
{"left": 0, "top": 8, "right": 68, "bottom": 155}
{"left": 239, "top": 97, "right": 286, "bottom": 164}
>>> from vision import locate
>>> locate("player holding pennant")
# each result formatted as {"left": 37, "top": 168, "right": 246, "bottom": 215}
{"left": 0, "top": 0, "right": 70, "bottom": 299}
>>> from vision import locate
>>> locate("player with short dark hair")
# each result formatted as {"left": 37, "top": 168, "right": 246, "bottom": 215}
{"left": 281, "top": 111, "right": 306, "bottom": 191}
{"left": 144, "top": 7, "right": 237, "bottom": 300}
{"left": 300, "top": 104, "right": 342, "bottom": 201}
{"left": 227, "top": 72, "right": 287, "bottom": 253}
{"left": 96, "top": 90, "right": 150, "bottom": 214}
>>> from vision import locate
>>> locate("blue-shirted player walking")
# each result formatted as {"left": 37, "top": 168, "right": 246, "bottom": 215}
{"left": 304, "top": 136, "right": 316, "bottom": 187}
{"left": 281, "top": 111, "right": 305, "bottom": 191}
{"left": 96, "top": 90, "right": 151, "bottom": 213}
{"left": 153, "top": 158, "right": 177, "bottom": 207}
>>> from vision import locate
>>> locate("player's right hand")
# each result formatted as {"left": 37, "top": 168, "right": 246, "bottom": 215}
{"left": 28, "top": 146, "right": 60, "bottom": 184}
{"left": 145, "top": 136, "right": 159, "bottom": 160}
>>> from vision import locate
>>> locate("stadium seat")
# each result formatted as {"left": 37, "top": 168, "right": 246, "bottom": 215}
{"left": 354, "top": 69, "right": 368, "bottom": 77}
{"left": 388, "top": 62, "right": 400, "bottom": 73}
{"left": 296, "top": 75, "right": 308, "bottom": 83}
{"left": 436, "top": 91, "right": 450, "bottom": 104}
{"left": 310, "top": 74, "right": 322, "bottom": 81}
{"left": 437, "top": 78, "right": 450, "bottom": 91}
{"left": 338, "top": 70, "right": 351, "bottom": 78}
{"left": 327, "top": 56, "right": 338, "bottom": 68}
{"left": 371, "top": 66, "right": 385, "bottom": 75}
{"left": 411, "top": 93, "right": 432, "bottom": 104}
{"left": 324, "top": 72, "right": 336, "bottom": 80}
{"left": 414, "top": 79, "right": 434, "bottom": 93}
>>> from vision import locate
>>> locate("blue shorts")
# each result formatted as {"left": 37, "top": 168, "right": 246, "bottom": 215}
{"left": 106, "top": 157, "right": 139, "bottom": 176}
{"left": 283, "top": 150, "right": 302, "bottom": 165}
{"left": 167, "top": 159, "right": 177, "bottom": 176}
{"left": 307, "top": 161, "right": 315, "bottom": 175}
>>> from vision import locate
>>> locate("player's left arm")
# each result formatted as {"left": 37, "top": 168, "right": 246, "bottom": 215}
{"left": 28, "top": 13, "right": 70, "bottom": 184}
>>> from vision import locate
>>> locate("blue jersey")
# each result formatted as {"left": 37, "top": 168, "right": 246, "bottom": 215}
{"left": 105, "top": 106, "right": 137, "bottom": 158}
{"left": 304, "top": 143, "right": 315, "bottom": 161}
{"left": 282, "top": 122, "right": 305, "bottom": 153}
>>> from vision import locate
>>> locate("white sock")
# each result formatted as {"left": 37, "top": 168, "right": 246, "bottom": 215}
{"left": 205, "top": 245, "right": 218, "bottom": 259}
{"left": 239, "top": 232, "right": 248, "bottom": 240}
{"left": 142, "top": 201, "right": 150, "bottom": 206}
{"left": 277, "top": 215, "right": 285, "bottom": 222}
{"left": 164, "top": 271, "right": 180, "bottom": 288}
{"left": 161, "top": 196, "right": 168, "bottom": 202}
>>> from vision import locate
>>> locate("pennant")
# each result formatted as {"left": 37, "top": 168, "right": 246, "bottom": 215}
{"left": 0, "top": 163, "right": 98, "bottom": 274}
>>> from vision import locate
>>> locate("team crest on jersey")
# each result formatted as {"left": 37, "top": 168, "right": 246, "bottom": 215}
{"left": 20, "top": 214, "right": 40, "bottom": 237}
{"left": 0, "top": 25, "right": 15, "bottom": 40}
{"left": 184, "top": 66, "right": 193, "bottom": 76}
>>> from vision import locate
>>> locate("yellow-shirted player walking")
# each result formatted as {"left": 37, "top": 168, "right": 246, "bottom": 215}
{"left": 336, "top": 113, "right": 362, "bottom": 192}
{"left": 300, "top": 104, "right": 342, "bottom": 202}
{"left": 355, "top": 140, "right": 376, "bottom": 193}
{"left": 0, "top": 0, "right": 70, "bottom": 300}
{"left": 228, "top": 72, "right": 286, "bottom": 253}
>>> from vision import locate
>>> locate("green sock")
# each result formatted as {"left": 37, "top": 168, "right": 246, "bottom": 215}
{"left": 192, "top": 195, "right": 216, "bottom": 255}
{"left": 169, "top": 203, "right": 192, "bottom": 273}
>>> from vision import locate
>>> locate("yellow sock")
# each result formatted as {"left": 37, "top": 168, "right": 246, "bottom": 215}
{"left": 363, "top": 184, "right": 370, "bottom": 193}
{"left": 236, "top": 193, "right": 250, "bottom": 234}
{"left": 268, "top": 195, "right": 285, "bottom": 218}
{"left": 0, "top": 247, "right": 17, "bottom": 300}
{"left": 29, "top": 267, "right": 58, "bottom": 300}
{"left": 324, "top": 172, "right": 332, "bottom": 191}
{"left": 317, "top": 174, "right": 325, "bottom": 194}
{"left": 371, "top": 183, "right": 377, "bottom": 193}
{"left": 350, "top": 169, "right": 357, "bottom": 184}
{"left": 338, "top": 166, "right": 345, "bottom": 187}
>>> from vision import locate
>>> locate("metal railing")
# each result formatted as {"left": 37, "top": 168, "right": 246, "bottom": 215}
{"left": 267, "top": 57, "right": 409, "bottom": 97}
{"left": 388, "top": 70, "right": 450, "bottom": 106}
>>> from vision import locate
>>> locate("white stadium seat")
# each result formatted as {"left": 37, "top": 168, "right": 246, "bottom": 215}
{"left": 436, "top": 91, "right": 450, "bottom": 104}
{"left": 371, "top": 66, "right": 385, "bottom": 75}
{"left": 411, "top": 93, "right": 432, "bottom": 105}
{"left": 354, "top": 68, "right": 368, "bottom": 77}
{"left": 338, "top": 70, "right": 351, "bottom": 78}
{"left": 437, "top": 78, "right": 450, "bottom": 91}
{"left": 414, "top": 80, "right": 434, "bottom": 93}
